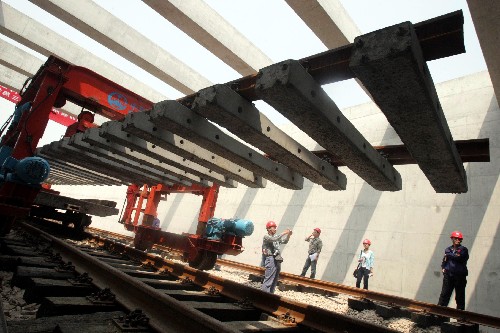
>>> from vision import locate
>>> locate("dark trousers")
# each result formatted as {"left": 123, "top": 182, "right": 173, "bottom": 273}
{"left": 355, "top": 267, "right": 370, "bottom": 289}
{"left": 300, "top": 256, "right": 317, "bottom": 278}
{"left": 262, "top": 256, "right": 281, "bottom": 293}
{"left": 438, "top": 273, "right": 467, "bottom": 310}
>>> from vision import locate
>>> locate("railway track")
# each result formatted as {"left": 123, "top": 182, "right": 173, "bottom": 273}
{"left": 1, "top": 220, "right": 401, "bottom": 333}
{"left": 88, "top": 226, "right": 500, "bottom": 331}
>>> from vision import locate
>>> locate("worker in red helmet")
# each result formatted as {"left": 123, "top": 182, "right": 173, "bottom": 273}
{"left": 300, "top": 228, "right": 323, "bottom": 279}
{"left": 261, "top": 220, "right": 292, "bottom": 293}
{"left": 438, "top": 231, "right": 469, "bottom": 310}
{"left": 355, "top": 239, "right": 374, "bottom": 290}
{"left": 64, "top": 110, "right": 95, "bottom": 137}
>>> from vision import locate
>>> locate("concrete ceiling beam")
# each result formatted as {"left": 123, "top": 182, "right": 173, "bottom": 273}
{"left": 466, "top": 0, "right": 500, "bottom": 105}
{"left": 29, "top": 0, "right": 211, "bottom": 95}
{"left": 0, "top": 39, "right": 44, "bottom": 77}
{"left": 285, "top": 0, "right": 360, "bottom": 48}
{"left": 0, "top": 2, "right": 167, "bottom": 103}
{"left": 143, "top": 0, "right": 273, "bottom": 76}
{"left": 0, "top": 64, "right": 28, "bottom": 91}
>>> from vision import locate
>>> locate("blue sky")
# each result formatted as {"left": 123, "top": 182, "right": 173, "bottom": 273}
{"left": 0, "top": 0, "right": 487, "bottom": 146}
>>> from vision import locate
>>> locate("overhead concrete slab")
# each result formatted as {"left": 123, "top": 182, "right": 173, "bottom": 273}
{"left": 82, "top": 127, "right": 236, "bottom": 188}
{"left": 120, "top": 112, "right": 266, "bottom": 189}
{"left": 0, "top": 2, "right": 167, "bottom": 103}
{"left": 349, "top": 22, "right": 467, "bottom": 193}
{"left": 255, "top": 59, "right": 402, "bottom": 191}
{"left": 0, "top": 64, "right": 27, "bottom": 91}
{"left": 68, "top": 134, "right": 207, "bottom": 187}
{"left": 466, "top": 0, "right": 500, "bottom": 104}
{"left": 29, "top": 0, "right": 211, "bottom": 95}
{"left": 143, "top": 0, "right": 272, "bottom": 76}
{"left": 0, "top": 38, "right": 44, "bottom": 77}
{"left": 149, "top": 100, "right": 305, "bottom": 190}
{"left": 192, "top": 84, "right": 347, "bottom": 191}
{"left": 285, "top": 0, "right": 360, "bottom": 48}
{"left": 0, "top": 41, "right": 90, "bottom": 119}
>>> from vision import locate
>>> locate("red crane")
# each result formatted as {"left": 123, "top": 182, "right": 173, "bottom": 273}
{"left": 0, "top": 56, "right": 249, "bottom": 269}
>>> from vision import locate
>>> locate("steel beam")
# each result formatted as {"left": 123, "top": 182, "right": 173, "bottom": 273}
{"left": 349, "top": 22, "right": 467, "bottom": 193}
{"left": 313, "top": 139, "right": 490, "bottom": 167}
{"left": 255, "top": 59, "right": 402, "bottom": 191}
{"left": 192, "top": 84, "right": 346, "bottom": 190}
{"left": 121, "top": 112, "right": 265, "bottom": 188}
{"left": 149, "top": 101, "right": 304, "bottom": 190}
{"left": 212, "top": 11, "right": 465, "bottom": 103}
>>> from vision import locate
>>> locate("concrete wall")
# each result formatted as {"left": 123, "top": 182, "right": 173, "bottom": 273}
{"left": 57, "top": 71, "right": 500, "bottom": 323}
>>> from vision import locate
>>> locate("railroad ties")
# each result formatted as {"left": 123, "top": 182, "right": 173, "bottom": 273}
{"left": 37, "top": 13, "right": 467, "bottom": 193}
{"left": 0, "top": 220, "right": 400, "bottom": 333}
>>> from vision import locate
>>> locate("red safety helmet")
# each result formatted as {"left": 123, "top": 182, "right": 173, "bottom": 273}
{"left": 313, "top": 228, "right": 321, "bottom": 234}
{"left": 362, "top": 239, "right": 371, "bottom": 245}
{"left": 450, "top": 231, "right": 463, "bottom": 239}
{"left": 77, "top": 110, "right": 94, "bottom": 122}
{"left": 266, "top": 221, "right": 277, "bottom": 229}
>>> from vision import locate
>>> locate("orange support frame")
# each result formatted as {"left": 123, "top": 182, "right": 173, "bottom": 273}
{"left": 122, "top": 183, "right": 220, "bottom": 233}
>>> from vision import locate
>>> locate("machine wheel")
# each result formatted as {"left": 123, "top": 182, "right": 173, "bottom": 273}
{"left": 133, "top": 233, "right": 153, "bottom": 252}
{"left": 188, "top": 251, "right": 204, "bottom": 269}
{"left": 188, "top": 250, "right": 217, "bottom": 271}
{"left": 72, "top": 214, "right": 91, "bottom": 233}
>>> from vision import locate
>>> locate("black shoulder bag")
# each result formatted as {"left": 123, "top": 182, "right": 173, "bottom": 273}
{"left": 353, "top": 250, "right": 362, "bottom": 278}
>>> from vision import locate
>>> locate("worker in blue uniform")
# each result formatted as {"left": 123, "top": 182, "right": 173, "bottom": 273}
{"left": 438, "top": 230, "right": 469, "bottom": 310}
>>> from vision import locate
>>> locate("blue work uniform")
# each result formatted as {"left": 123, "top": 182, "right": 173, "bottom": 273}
{"left": 438, "top": 244, "right": 469, "bottom": 310}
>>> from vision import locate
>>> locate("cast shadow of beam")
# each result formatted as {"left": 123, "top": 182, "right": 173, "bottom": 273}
{"left": 233, "top": 187, "right": 259, "bottom": 219}
{"left": 321, "top": 128, "right": 394, "bottom": 282}
{"left": 278, "top": 180, "right": 315, "bottom": 254}
{"left": 414, "top": 95, "right": 499, "bottom": 315}
{"left": 159, "top": 193, "right": 184, "bottom": 230}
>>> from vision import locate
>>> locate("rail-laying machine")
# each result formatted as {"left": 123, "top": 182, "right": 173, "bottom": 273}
{"left": 0, "top": 11, "right": 491, "bottom": 270}
{"left": 0, "top": 56, "right": 253, "bottom": 269}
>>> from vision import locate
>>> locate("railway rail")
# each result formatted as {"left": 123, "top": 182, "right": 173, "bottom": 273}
{"left": 87, "top": 226, "right": 500, "bottom": 331}
{"left": 1, "top": 220, "right": 402, "bottom": 333}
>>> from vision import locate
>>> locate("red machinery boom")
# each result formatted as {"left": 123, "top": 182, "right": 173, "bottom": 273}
{"left": 0, "top": 56, "right": 246, "bottom": 269}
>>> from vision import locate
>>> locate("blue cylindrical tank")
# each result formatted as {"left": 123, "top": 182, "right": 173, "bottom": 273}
{"left": 205, "top": 218, "right": 254, "bottom": 240}
{"left": 231, "top": 219, "right": 254, "bottom": 237}
{"left": 15, "top": 156, "right": 50, "bottom": 184}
